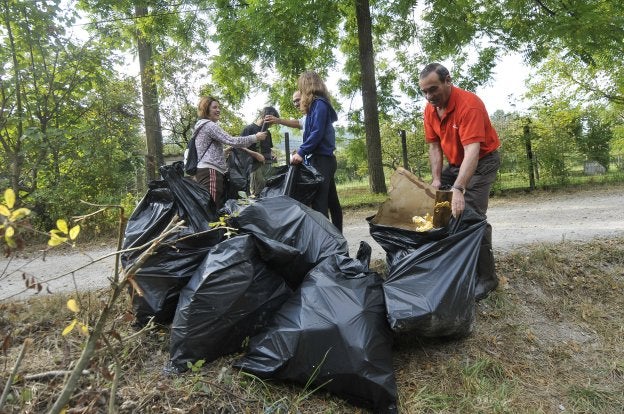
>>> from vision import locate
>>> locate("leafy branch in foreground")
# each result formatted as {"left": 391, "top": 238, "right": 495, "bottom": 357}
{"left": 0, "top": 189, "right": 188, "bottom": 413}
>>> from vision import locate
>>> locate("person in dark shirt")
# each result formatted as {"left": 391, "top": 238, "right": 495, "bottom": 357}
{"left": 240, "top": 106, "right": 280, "bottom": 196}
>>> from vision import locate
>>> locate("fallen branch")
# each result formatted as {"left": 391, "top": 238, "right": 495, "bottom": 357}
{"left": 0, "top": 338, "right": 32, "bottom": 409}
{"left": 22, "top": 370, "right": 90, "bottom": 381}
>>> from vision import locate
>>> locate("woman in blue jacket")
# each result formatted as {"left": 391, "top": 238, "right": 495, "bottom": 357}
{"left": 291, "top": 71, "right": 343, "bottom": 232}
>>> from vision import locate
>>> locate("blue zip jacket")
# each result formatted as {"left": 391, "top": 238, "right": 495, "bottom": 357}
{"left": 297, "top": 97, "right": 337, "bottom": 158}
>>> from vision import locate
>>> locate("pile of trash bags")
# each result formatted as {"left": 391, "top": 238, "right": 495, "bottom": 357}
{"left": 121, "top": 163, "right": 489, "bottom": 412}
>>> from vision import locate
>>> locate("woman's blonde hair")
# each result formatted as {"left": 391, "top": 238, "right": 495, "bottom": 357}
{"left": 197, "top": 96, "right": 219, "bottom": 119}
{"left": 297, "top": 71, "right": 330, "bottom": 114}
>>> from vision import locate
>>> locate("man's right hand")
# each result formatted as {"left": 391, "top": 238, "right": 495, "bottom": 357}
{"left": 264, "top": 115, "right": 279, "bottom": 125}
{"left": 430, "top": 178, "right": 442, "bottom": 189}
{"left": 255, "top": 131, "right": 268, "bottom": 141}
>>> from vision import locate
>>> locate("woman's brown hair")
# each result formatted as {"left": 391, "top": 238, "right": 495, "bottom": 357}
{"left": 197, "top": 96, "right": 219, "bottom": 119}
{"left": 297, "top": 71, "right": 330, "bottom": 114}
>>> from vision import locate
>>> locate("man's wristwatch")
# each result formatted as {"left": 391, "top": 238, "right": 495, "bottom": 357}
{"left": 452, "top": 184, "right": 466, "bottom": 195}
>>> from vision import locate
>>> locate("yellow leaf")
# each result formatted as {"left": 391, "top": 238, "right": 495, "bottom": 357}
{"left": 56, "top": 219, "right": 68, "bottom": 234}
{"left": 62, "top": 319, "right": 77, "bottom": 336}
{"left": 0, "top": 205, "right": 10, "bottom": 217}
{"left": 10, "top": 208, "right": 30, "bottom": 221}
{"left": 67, "top": 299, "right": 80, "bottom": 313}
{"left": 69, "top": 225, "right": 80, "bottom": 240}
{"left": 5, "top": 226, "right": 14, "bottom": 238}
{"left": 80, "top": 323, "right": 89, "bottom": 336}
{"left": 4, "top": 188, "right": 15, "bottom": 209}
{"left": 5, "top": 233, "right": 16, "bottom": 248}
{"left": 48, "top": 233, "right": 67, "bottom": 247}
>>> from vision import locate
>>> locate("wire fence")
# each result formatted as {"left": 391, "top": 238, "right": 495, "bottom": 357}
{"left": 332, "top": 151, "right": 624, "bottom": 208}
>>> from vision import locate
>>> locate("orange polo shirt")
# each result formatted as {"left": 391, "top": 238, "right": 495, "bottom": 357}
{"left": 423, "top": 86, "right": 500, "bottom": 166}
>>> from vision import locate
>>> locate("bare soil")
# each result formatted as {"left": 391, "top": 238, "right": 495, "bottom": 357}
{"left": 1, "top": 186, "right": 623, "bottom": 301}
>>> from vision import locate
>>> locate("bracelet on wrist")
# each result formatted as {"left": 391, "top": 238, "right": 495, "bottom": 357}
{"left": 452, "top": 184, "right": 466, "bottom": 195}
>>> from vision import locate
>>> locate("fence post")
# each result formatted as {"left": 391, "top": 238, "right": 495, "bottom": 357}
{"left": 523, "top": 121, "right": 536, "bottom": 190}
{"left": 284, "top": 132, "right": 290, "bottom": 165}
{"left": 400, "top": 129, "right": 409, "bottom": 170}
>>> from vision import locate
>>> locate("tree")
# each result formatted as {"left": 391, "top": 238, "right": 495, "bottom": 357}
{"left": 0, "top": 0, "right": 141, "bottom": 216}
{"left": 354, "top": 0, "right": 386, "bottom": 193}
{"left": 578, "top": 110, "right": 613, "bottom": 171}
{"left": 413, "top": 0, "right": 624, "bottom": 106}
{"left": 77, "top": 0, "right": 214, "bottom": 185}
{"left": 206, "top": 0, "right": 393, "bottom": 192}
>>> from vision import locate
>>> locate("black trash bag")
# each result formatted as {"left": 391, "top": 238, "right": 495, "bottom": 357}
{"left": 356, "top": 240, "right": 373, "bottom": 268}
{"left": 367, "top": 216, "right": 449, "bottom": 267}
{"left": 159, "top": 162, "right": 218, "bottom": 231}
{"left": 127, "top": 230, "right": 224, "bottom": 326}
{"left": 234, "top": 254, "right": 398, "bottom": 412}
{"left": 219, "top": 197, "right": 251, "bottom": 217}
{"left": 122, "top": 163, "right": 223, "bottom": 326}
{"left": 374, "top": 209, "right": 487, "bottom": 338}
{"left": 226, "top": 148, "right": 253, "bottom": 199}
{"left": 167, "top": 234, "right": 292, "bottom": 373}
{"left": 232, "top": 195, "right": 349, "bottom": 289}
{"left": 259, "top": 164, "right": 323, "bottom": 205}
{"left": 121, "top": 181, "right": 176, "bottom": 259}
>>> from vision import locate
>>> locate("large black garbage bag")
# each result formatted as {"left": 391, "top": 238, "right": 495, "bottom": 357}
{"left": 159, "top": 162, "right": 217, "bottom": 231}
{"left": 168, "top": 234, "right": 292, "bottom": 373}
{"left": 367, "top": 216, "right": 449, "bottom": 267}
{"left": 122, "top": 163, "right": 223, "bottom": 326}
{"left": 232, "top": 195, "right": 349, "bottom": 289}
{"left": 121, "top": 181, "right": 175, "bottom": 257}
{"left": 126, "top": 230, "right": 223, "bottom": 326}
{"left": 260, "top": 164, "right": 323, "bottom": 205}
{"left": 226, "top": 148, "right": 253, "bottom": 199}
{"left": 234, "top": 254, "right": 397, "bottom": 412}
{"left": 372, "top": 209, "right": 487, "bottom": 338}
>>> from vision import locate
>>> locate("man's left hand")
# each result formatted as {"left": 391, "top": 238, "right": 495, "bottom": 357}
{"left": 451, "top": 188, "right": 465, "bottom": 218}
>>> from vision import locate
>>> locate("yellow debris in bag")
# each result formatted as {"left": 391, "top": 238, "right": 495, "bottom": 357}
{"left": 412, "top": 212, "right": 433, "bottom": 232}
{"left": 412, "top": 200, "right": 452, "bottom": 231}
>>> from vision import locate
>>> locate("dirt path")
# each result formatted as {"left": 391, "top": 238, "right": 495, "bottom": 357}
{"left": 2, "top": 187, "right": 623, "bottom": 301}
{"left": 344, "top": 186, "right": 624, "bottom": 260}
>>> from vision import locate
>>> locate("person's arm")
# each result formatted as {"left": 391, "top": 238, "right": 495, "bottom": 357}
{"left": 451, "top": 142, "right": 480, "bottom": 217}
{"left": 206, "top": 122, "right": 265, "bottom": 148}
{"left": 241, "top": 147, "right": 265, "bottom": 163}
{"left": 428, "top": 141, "right": 444, "bottom": 189}
{"left": 264, "top": 114, "right": 302, "bottom": 129}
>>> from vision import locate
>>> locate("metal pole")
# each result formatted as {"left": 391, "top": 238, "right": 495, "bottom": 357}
{"left": 284, "top": 132, "right": 290, "bottom": 165}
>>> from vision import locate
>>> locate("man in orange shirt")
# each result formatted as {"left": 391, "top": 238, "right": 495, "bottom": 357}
{"left": 419, "top": 62, "right": 501, "bottom": 300}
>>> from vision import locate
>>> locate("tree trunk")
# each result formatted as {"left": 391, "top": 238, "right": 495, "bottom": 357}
{"left": 2, "top": 1, "right": 23, "bottom": 199}
{"left": 523, "top": 121, "right": 536, "bottom": 190}
{"left": 135, "top": 5, "right": 164, "bottom": 184}
{"left": 354, "top": 0, "right": 386, "bottom": 194}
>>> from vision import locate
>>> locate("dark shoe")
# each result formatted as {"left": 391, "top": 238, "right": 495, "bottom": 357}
{"left": 475, "top": 277, "right": 499, "bottom": 301}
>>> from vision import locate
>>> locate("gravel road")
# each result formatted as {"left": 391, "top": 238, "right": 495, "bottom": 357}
{"left": 2, "top": 187, "right": 623, "bottom": 301}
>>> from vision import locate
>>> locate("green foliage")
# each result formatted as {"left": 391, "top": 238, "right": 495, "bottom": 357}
{"left": 577, "top": 111, "right": 612, "bottom": 171}
{"left": 336, "top": 139, "right": 367, "bottom": 184}
{"left": 208, "top": 0, "right": 342, "bottom": 108}
{"left": 0, "top": 1, "right": 143, "bottom": 233}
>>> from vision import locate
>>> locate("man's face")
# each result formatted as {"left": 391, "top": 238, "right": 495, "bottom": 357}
{"left": 419, "top": 72, "right": 452, "bottom": 108}
{"left": 292, "top": 92, "right": 302, "bottom": 112}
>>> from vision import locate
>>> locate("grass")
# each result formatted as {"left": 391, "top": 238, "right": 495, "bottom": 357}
{"left": 1, "top": 236, "right": 624, "bottom": 413}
